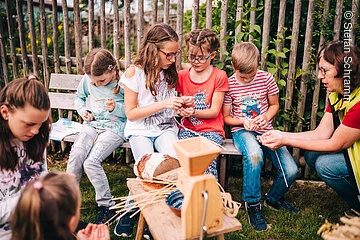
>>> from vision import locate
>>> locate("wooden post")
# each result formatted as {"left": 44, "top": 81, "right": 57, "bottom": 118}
{"left": 137, "top": 0, "right": 144, "bottom": 53}
{"left": 235, "top": 0, "right": 244, "bottom": 43}
{"left": 0, "top": 21, "right": 9, "bottom": 85}
{"left": 5, "top": 0, "right": 18, "bottom": 79}
{"left": 89, "top": 0, "right": 95, "bottom": 51}
{"left": 152, "top": 0, "right": 158, "bottom": 24}
{"left": 100, "top": 0, "right": 106, "bottom": 49}
{"left": 249, "top": 0, "right": 257, "bottom": 42}
{"left": 293, "top": 0, "right": 315, "bottom": 163}
{"left": 52, "top": 0, "right": 60, "bottom": 74}
{"left": 176, "top": 0, "right": 184, "bottom": 70}
{"left": 283, "top": 0, "right": 301, "bottom": 131}
{"left": 333, "top": 0, "right": 343, "bottom": 41}
{"left": 275, "top": 0, "right": 286, "bottom": 79}
{"left": 350, "top": 0, "right": 359, "bottom": 45}
{"left": 28, "top": 0, "right": 39, "bottom": 77}
{"left": 74, "top": 0, "right": 83, "bottom": 74}
{"left": 164, "top": 0, "right": 170, "bottom": 24}
{"left": 16, "top": 0, "right": 29, "bottom": 76}
{"left": 220, "top": 0, "right": 228, "bottom": 62}
{"left": 192, "top": 0, "right": 199, "bottom": 31}
{"left": 205, "top": 0, "right": 212, "bottom": 29}
{"left": 113, "top": 0, "right": 120, "bottom": 67}
{"left": 39, "top": 0, "right": 50, "bottom": 88}
{"left": 62, "top": 0, "right": 71, "bottom": 74}
{"left": 124, "top": 0, "right": 131, "bottom": 67}
{"left": 260, "top": 0, "right": 271, "bottom": 70}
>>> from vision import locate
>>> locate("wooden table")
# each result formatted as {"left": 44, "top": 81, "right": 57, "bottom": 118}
{"left": 127, "top": 179, "right": 242, "bottom": 240}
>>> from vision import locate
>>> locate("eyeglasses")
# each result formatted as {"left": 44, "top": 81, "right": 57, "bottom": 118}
{"left": 187, "top": 52, "right": 213, "bottom": 64}
{"left": 158, "top": 49, "right": 181, "bottom": 60}
{"left": 318, "top": 66, "right": 329, "bottom": 76}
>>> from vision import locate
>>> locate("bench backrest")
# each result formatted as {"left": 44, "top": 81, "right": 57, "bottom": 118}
{"left": 48, "top": 73, "right": 83, "bottom": 111}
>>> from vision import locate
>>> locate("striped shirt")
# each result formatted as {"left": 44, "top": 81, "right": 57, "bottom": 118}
{"left": 223, "top": 70, "right": 279, "bottom": 134}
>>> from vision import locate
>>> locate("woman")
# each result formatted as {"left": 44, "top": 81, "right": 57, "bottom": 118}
{"left": 258, "top": 41, "right": 360, "bottom": 212}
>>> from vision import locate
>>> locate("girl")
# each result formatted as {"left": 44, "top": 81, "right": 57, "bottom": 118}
{"left": 176, "top": 28, "right": 229, "bottom": 179}
{"left": 66, "top": 48, "right": 126, "bottom": 225}
{"left": 0, "top": 77, "right": 50, "bottom": 240}
{"left": 114, "top": 23, "right": 190, "bottom": 238}
{"left": 11, "top": 171, "right": 110, "bottom": 240}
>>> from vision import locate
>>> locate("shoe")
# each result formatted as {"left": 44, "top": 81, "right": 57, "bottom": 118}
{"left": 94, "top": 206, "right": 117, "bottom": 225}
{"left": 245, "top": 202, "right": 268, "bottom": 231}
{"left": 264, "top": 196, "right": 299, "bottom": 214}
{"left": 143, "top": 227, "right": 153, "bottom": 240}
{"left": 114, "top": 213, "right": 134, "bottom": 237}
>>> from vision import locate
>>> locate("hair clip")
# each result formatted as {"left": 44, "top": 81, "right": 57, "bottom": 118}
{"left": 108, "top": 65, "right": 114, "bottom": 71}
{"left": 33, "top": 181, "right": 43, "bottom": 190}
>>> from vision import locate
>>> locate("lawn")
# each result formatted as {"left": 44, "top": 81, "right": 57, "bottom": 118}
{"left": 48, "top": 152, "right": 347, "bottom": 240}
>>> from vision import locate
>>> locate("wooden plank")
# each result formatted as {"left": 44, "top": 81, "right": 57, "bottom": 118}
{"left": 128, "top": 179, "right": 242, "bottom": 240}
{"left": 48, "top": 92, "right": 76, "bottom": 110}
{"left": 221, "top": 139, "right": 240, "bottom": 155}
{"left": 49, "top": 73, "right": 83, "bottom": 90}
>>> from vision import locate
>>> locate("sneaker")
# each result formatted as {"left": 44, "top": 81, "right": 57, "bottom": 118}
{"left": 94, "top": 206, "right": 117, "bottom": 225}
{"left": 143, "top": 227, "right": 153, "bottom": 240}
{"left": 114, "top": 213, "right": 134, "bottom": 237}
{"left": 245, "top": 202, "right": 268, "bottom": 231}
{"left": 264, "top": 197, "right": 299, "bottom": 214}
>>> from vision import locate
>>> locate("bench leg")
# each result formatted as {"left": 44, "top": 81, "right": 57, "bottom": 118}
{"left": 125, "top": 148, "right": 133, "bottom": 164}
{"left": 135, "top": 213, "right": 145, "bottom": 240}
{"left": 219, "top": 154, "right": 227, "bottom": 189}
{"left": 216, "top": 234, "right": 225, "bottom": 240}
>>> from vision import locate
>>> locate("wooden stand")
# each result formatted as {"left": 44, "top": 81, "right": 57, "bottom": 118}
{"left": 173, "top": 136, "right": 223, "bottom": 239}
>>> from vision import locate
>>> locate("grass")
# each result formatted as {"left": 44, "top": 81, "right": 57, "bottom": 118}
{"left": 48, "top": 152, "right": 347, "bottom": 240}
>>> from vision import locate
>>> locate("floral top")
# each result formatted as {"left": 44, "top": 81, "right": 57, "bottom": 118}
{"left": 0, "top": 140, "right": 47, "bottom": 239}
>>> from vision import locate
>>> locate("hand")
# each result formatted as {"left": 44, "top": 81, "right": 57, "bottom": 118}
{"left": 244, "top": 118, "right": 258, "bottom": 131}
{"left": 77, "top": 223, "right": 110, "bottom": 240}
{"left": 257, "top": 130, "right": 284, "bottom": 150}
{"left": 180, "top": 95, "right": 194, "bottom": 108}
{"left": 105, "top": 98, "right": 115, "bottom": 112}
{"left": 82, "top": 111, "right": 94, "bottom": 122}
{"left": 253, "top": 115, "right": 268, "bottom": 129}
{"left": 162, "top": 97, "right": 184, "bottom": 110}
{"left": 177, "top": 107, "right": 195, "bottom": 117}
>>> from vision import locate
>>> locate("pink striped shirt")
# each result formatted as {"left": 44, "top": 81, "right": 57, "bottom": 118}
{"left": 223, "top": 70, "right": 279, "bottom": 134}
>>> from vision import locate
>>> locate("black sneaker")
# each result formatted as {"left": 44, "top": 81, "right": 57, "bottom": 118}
{"left": 94, "top": 206, "right": 117, "bottom": 225}
{"left": 143, "top": 227, "right": 153, "bottom": 240}
{"left": 245, "top": 202, "right": 268, "bottom": 231}
{"left": 114, "top": 213, "right": 134, "bottom": 237}
{"left": 264, "top": 197, "right": 299, "bottom": 214}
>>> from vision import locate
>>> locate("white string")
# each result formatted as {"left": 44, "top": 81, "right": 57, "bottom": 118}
{"left": 173, "top": 116, "right": 225, "bottom": 150}
{"left": 274, "top": 149, "right": 289, "bottom": 188}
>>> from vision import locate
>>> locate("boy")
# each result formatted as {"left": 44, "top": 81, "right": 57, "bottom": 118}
{"left": 223, "top": 42, "right": 299, "bottom": 231}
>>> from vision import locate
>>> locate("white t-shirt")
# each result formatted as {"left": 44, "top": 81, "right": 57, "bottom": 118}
{"left": 119, "top": 66, "right": 178, "bottom": 138}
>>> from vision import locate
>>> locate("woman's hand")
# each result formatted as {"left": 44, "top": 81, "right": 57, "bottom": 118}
{"left": 82, "top": 111, "right": 94, "bottom": 122}
{"left": 77, "top": 223, "right": 110, "bottom": 240}
{"left": 257, "top": 130, "right": 285, "bottom": 150}
{"left": 105, "top": 98, "right": 115, "bottom": 112}
{"left": 161, "top": 97, "right": 184, "bottom": 110}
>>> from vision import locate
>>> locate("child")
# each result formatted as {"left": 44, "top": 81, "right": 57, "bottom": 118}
{"left": 114, "top": 23, "right": 187, "bottom": 238}
{"left": 223, "top": 42, "right": 299, "bottom": 231}
{"left": 0, "top": 77, "right": 50, "bottom": 240}
{"left": 66, "top": 48, "right": 126, "bottom": 225}
{"left": 176, "top": 28, "right": 229, "bottom": 179}
{"left": 11, "top": 171, "right": 110, "bottom": 240}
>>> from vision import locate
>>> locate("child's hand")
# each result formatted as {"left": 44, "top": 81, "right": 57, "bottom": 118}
{"left": 244, "top": 118, "right": 257, "bottom": 131}
{"left": 82, "top": 111, "right": 94, "bottom": 122}
{"left": 177, "top": 107, "right": 195, "bottom": 117}
{"left": 253, "top": 115, "right": 268, "bottom": 129}
{"left": 77, "top": 223, "right": 110, "bottom": 240}
{"left": 180, "top": 96, "right": 194, "bottom": 108}
{"left": 105, "top": 98, "right": 116, "bottom": 112}
{"left": 162, "top": 97, "right": 184, "bottom": 110}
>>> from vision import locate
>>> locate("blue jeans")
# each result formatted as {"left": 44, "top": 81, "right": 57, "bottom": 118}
{"left": 233, "top": 130, "right": 299, "bottom": 203}
{"left": 305, "top": 151, "right": 360, "bottom": 211}
{"left": 129, "top": 130, "right": 178, "bottom": 163}
{"left": 178, "top": 129, "right": 222, "bottom": 179}
{"left": 67, "top": 125, "right": 124, "bottom": 207}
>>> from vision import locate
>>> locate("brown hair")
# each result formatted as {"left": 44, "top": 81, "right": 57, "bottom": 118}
{"left": 134, "top": 23, "right": 179, "bottom": 96}
{"left": 184, "top": 28, "right": 219, "bottom": 59}
{"left": 317, "top": 41, "right": 360, "bottom": 91}
{"left": 83, "top": 48, "right": 121, "bottom": 94}
{"left": 11, "top": 172, "right": 80, "bottom": 240}
{"left": 0, "top": 78, "right": 50, "bottom": 171}
{"left": 231, "top": 42, "right": 260, "bottom": 74}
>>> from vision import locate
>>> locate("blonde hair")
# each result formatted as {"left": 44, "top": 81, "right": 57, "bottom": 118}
{"left": 232, "top": 42, "right": 259, "bottom": 74}
{"left": 134, "top": 23, "right": 179, "bottom": 96}
{"left": 184, "top": 28, "right": 219, "bottom": 57}
{"left": 11, "top": 172, "right": 80, "bottom": 240}
{"left": 84, "top": 48, "right": 121, "bottom": 94}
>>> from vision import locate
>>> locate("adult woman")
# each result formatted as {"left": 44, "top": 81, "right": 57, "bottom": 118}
{"left": 258, "top": 41, "right": 360, "bottom": 212}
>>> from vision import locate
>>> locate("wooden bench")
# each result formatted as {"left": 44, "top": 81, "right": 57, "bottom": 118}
{"left": 48, "top": 73, "right": 242, "bottom": 188}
